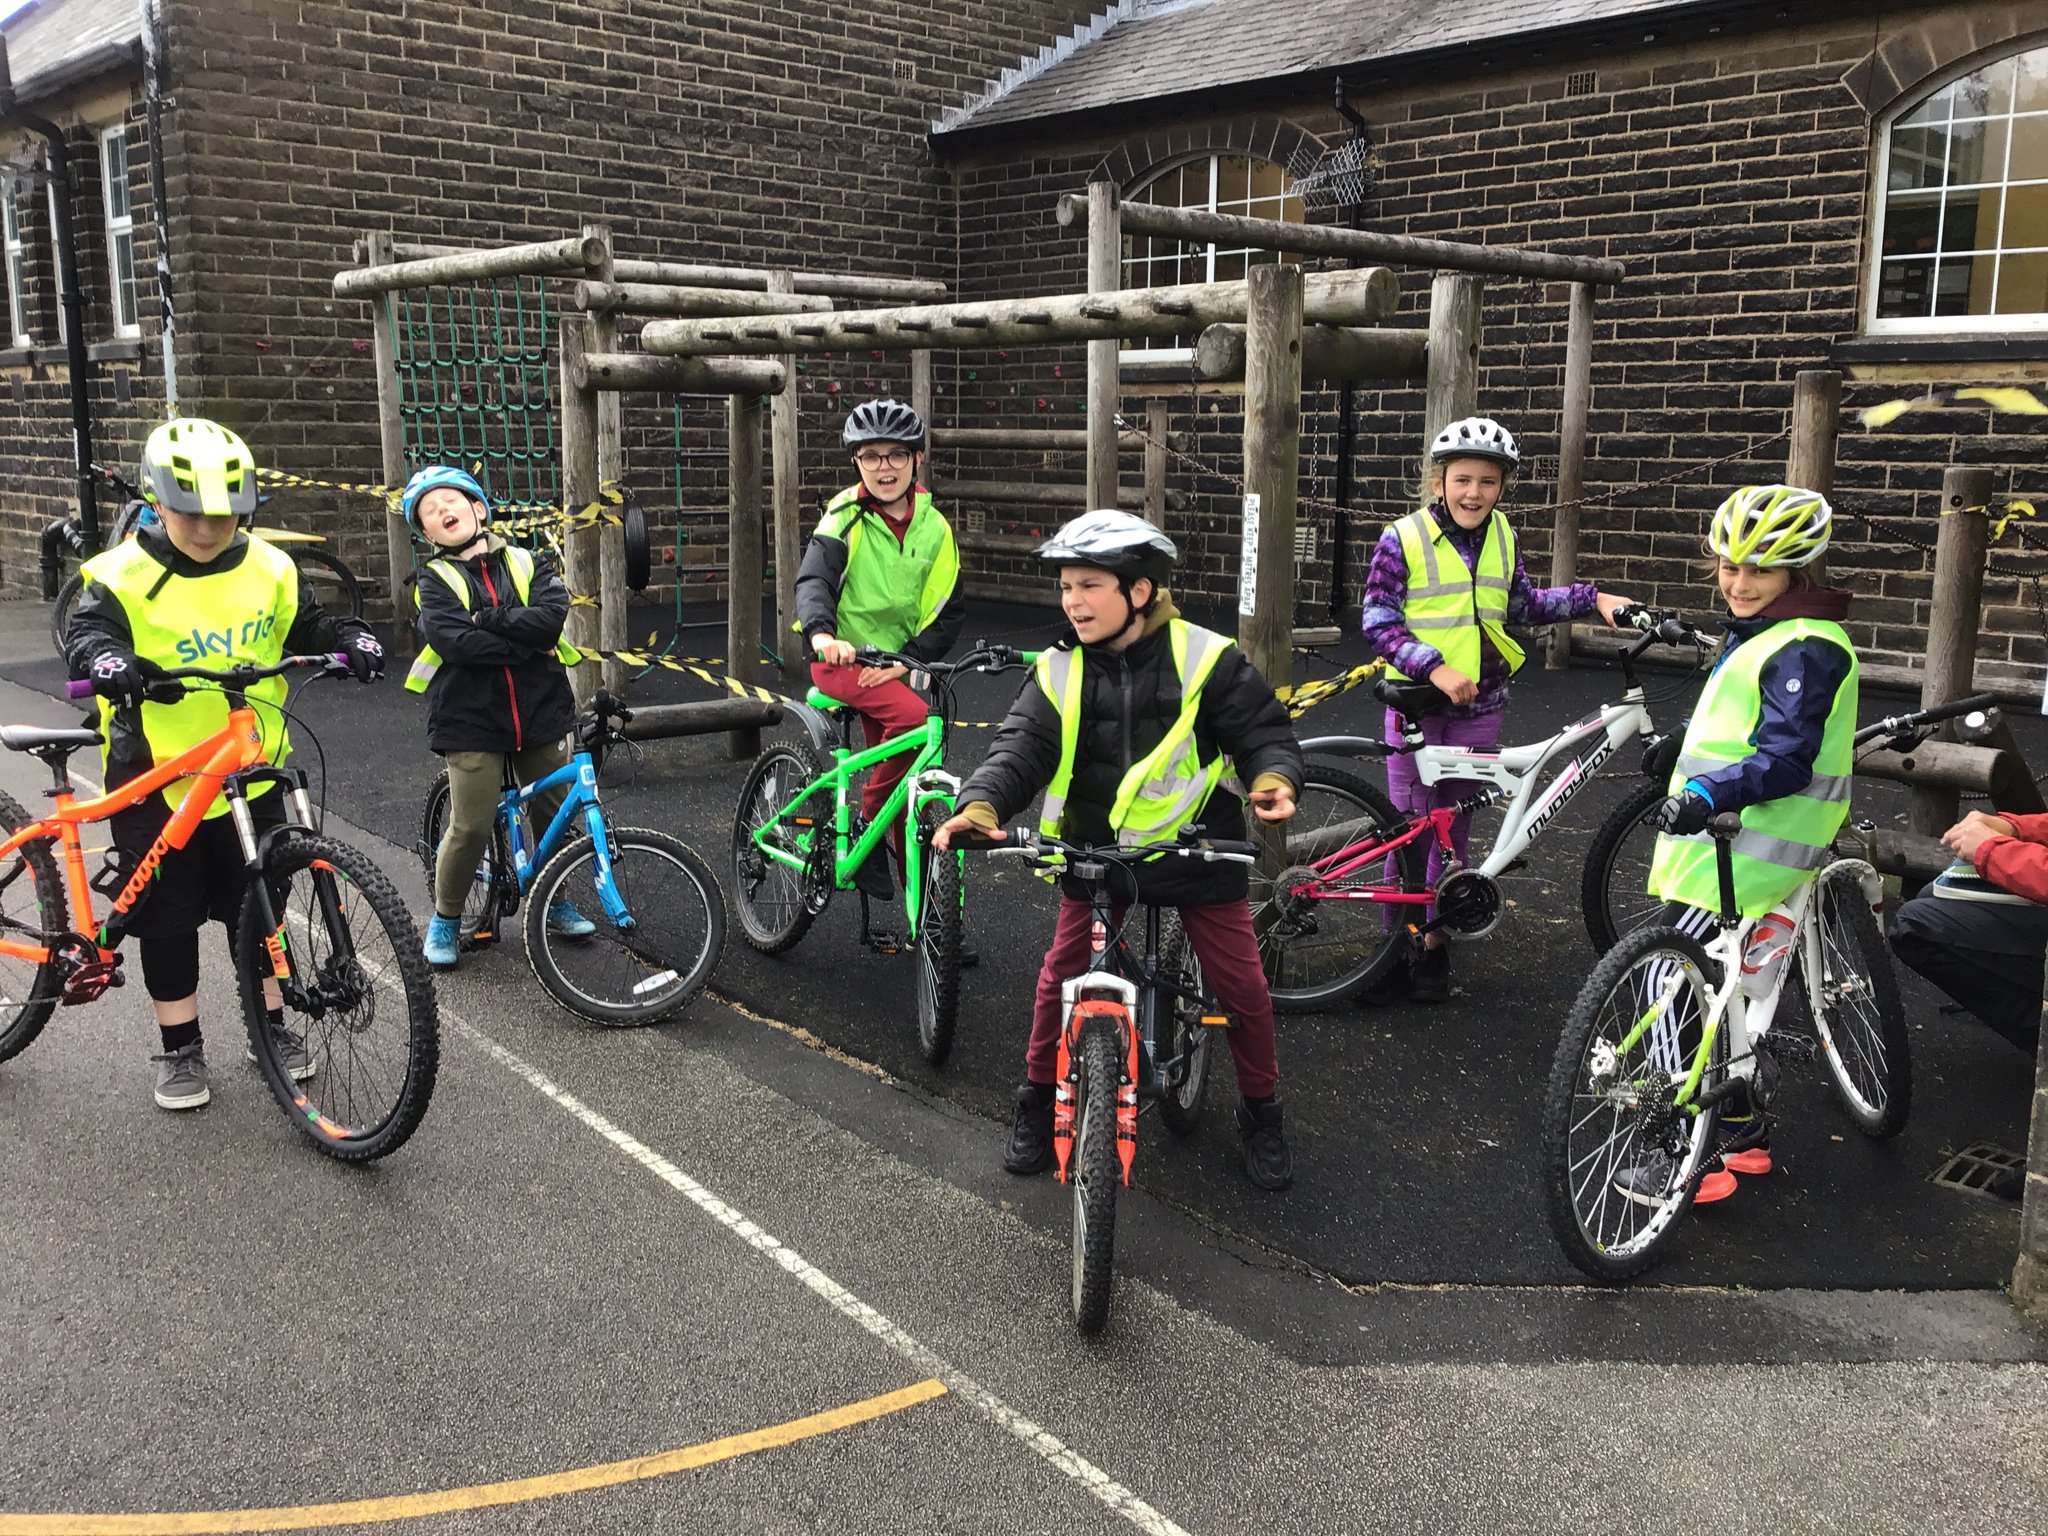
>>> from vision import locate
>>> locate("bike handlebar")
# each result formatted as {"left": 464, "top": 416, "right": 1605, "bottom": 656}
{"left": 850, "top": 640, "right": 1039, "bottom": 676}
{"left": 1852, "top": 692, "right": 1998, "bottom": 747}
{"left": 66, "top": 652, "right": 350, "bottom": 701}
{"left": 1613, "top": 604, "right": 1706, "bottom": 649}
{"left": 959, "top": 825, "right": 1260, "bottom": 869}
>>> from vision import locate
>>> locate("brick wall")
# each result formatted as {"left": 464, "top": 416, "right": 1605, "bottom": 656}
{"left": 942, "top": 4, "right": 2048, "bottom": 689}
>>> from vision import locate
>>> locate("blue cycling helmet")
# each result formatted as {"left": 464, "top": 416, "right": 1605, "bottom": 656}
{"left": 400, "top": 465, "right": 491, "bottom": 529}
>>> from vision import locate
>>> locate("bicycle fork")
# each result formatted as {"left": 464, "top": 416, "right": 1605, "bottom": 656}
{"left": 1055, "top": 983, "right": 1142, "bottom": 1188}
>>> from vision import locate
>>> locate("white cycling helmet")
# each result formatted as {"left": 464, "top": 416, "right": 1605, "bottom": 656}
{"left": 1428, "top": 416, "right": 1519, "bottom": 469}
{"left": 1709, "top": 484, "right": 1832, "bottom": 569}
{"left": 1034, "top": 510, "right": 1178, "bottom": 588}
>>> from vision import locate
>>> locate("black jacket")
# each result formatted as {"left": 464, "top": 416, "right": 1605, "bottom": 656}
{"left": 413, "top": 539, "right": 577, "bottom": 754}
{"left": 955, "top": 596, "right": 1304, "bottom": 906}
{"left": 65, "top": 525, "right": 374, "bottom": 792}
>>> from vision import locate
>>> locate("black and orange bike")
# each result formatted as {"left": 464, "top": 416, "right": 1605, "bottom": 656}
{"left": 0, "top": 655, "right": 438, "bottom": 1161}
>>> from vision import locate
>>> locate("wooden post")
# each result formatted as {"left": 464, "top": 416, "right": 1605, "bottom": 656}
{"left": 583, "top": 224, "right": 627, "bottom": 697}
{"left": 1241, "top": 265, "right": 1303, "bottom": 879}
{"left": 727, "top": 392, "right": 767, "bottom": 759}
{"left": 1086, "top": 180, "right": 1122, "bottom": 512}
{"left": 769, "top": 274, "right": 803, "bottom": 685}
{"left": 909, "top": 348, "right": 934, "bottom": 438}
{"left": 1144, "top": 399, "right": 1168, "bottom": 524}
{"left": 558, "top": 314, "right": 602, "bottom": 699}
{"left": 363, "top": 231, "right": 416, "bottom": 655}
{"left": 1913, "top": 466, "right": 1996, "bottom": 837}
{"left": 1545, "top": 282, "right": 1595, "bottom": 669}
{"left": 1423, "top": 272, "right": 1484, "bottom": 454}
{"left": 1787, "top": 368, "right": 1842, "bottom": 586}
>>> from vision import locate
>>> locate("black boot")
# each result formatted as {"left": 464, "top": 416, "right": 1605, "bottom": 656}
{"left": 1237, "top": 1096, "right": 1293, "bottom": 1191}
{"left": 1004, "top": 1081, "right": 1055, "bottom": 1174}
{"left": 1407, "top": 943, "right": 1452, "bottom": 1004}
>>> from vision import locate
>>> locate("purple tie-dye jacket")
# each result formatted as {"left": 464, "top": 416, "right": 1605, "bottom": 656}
{"left": 1360, "top": 505, "right": 1600, "bottom": 719}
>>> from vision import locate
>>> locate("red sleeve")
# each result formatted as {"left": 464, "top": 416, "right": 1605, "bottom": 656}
{"left": 1996, "top": 811, "right": 2048, "bottom": 845}
{"left": 1975, "top": 836, "right": 2048, "bottom": 903}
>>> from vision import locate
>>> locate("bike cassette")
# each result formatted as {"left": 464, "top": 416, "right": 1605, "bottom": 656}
{"left": 1264, "top": 865, "right": 1328, "bottom": 933}
{"left": 1431, "top": 868, "right": 1503, "bottom": 938}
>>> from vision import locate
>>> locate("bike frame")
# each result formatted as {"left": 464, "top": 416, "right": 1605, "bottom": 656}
{"left": 1298, "top": 690, "right": 1654, "bottom": 904}
{"left": 492, "top": 749, "right": 629, "bottom": 924}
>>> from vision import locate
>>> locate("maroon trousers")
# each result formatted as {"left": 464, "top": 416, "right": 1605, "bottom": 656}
{"left": 810, "top": 661, "right": 928, "bottom": 870}
{"left": 1026, "top": 895, "right": 1281, "bottom": 1100}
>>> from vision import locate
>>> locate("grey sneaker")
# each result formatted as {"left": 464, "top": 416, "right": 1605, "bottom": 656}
{"left": 246, "top": 1024, "right": 317, "bottom": 1083}
{"left": 152, "top": 1042, "right": 211, "bottom": 1111}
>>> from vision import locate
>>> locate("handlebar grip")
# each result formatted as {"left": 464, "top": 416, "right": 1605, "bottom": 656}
{"left": 1920, "top": 692, "right": 1998, "bottom": 727}
{"left": 66, "top": 678, "right": 92, "bottom": 701}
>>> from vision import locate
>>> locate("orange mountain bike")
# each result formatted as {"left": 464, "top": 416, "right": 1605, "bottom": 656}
{"left": 0, "top": 655, "right": 439, "bottom": 1161}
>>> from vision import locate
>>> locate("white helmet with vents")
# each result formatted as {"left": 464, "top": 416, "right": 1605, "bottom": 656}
{"left": 1428, "top": 416, "right": 1519, "bottom": 469}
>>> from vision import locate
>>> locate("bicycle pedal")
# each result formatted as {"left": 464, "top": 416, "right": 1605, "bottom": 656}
{"left": 862, "top": 929, "right": 904, "bottom": 955}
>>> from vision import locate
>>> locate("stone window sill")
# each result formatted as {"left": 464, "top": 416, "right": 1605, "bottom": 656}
{"left": 1833, "top": 334, "right": 2048, "bottom": 366}
{"left": 0, "top": 338, "right": 145, "bottom": 368}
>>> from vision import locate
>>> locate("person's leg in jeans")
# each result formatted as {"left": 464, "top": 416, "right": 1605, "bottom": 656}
{"left": 1890, "top": 892, "right": 2048, "bottom": 1054}
{"left": 1177, "top": 900, "right": 1291, "bottom": 1189}
{"left": 1005, "top": 895, "right": 1104, "bottom": 1173}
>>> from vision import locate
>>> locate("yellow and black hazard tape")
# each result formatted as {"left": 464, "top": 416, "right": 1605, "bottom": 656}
{"left": 1859, "top": 385, "right": 2048, "bottom": 430}
{"left": 254, "top": 466, "right": 629, "bottom": 527}
{"left": 1276, "top": 658, "right": 1385, "bottom": 720}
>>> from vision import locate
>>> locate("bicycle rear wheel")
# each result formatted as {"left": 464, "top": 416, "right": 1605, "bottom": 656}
{"left": 1154, "top": 910, "right": 1215, "bottom": 1137}
{"left": 912, "top": 800, "right": 963, "bottom": 1065}
{"left": 238, "top": 834, "right": 439, "bottom": 1162}
{"left": 1805, "top": 862, "right": 1911, "bottom": 1138}
{"left": 1070, "top": 1023, "right": 1123, "bottom": 1335}
{"left": 0, "top": 791, "right": 66, "bottom": 1064}
{"left": 418, "top": 771, "right": 513, "bottom": 949}
{"left": 1248, "top": 765, "right": 1421, "bottom": 1011}
{"left": 524, "top": 827, "right": 726, "bottom": 1026}
{"left": 1541, "top": 925, "right": 1723, "bottom": 1282}
{"left": 287, "top": 546, "right": 364, "bottom": 621}
{"left": 1581, "top": 779, "right": 1668, "bottom": 954}
{"left": 731, "top": 743, "right": 827, "bottom": 953}
{"left": 48, "top": 572, "right": 83, "bottom": 659}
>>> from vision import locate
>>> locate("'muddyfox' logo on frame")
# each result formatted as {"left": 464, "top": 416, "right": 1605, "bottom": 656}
{"left": 174, "top": 611, "right": 280, "bottom": 664}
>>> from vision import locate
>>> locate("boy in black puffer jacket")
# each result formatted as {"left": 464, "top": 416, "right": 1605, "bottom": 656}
{"left": 933, "top": 511, "right": 1305, "bottom": 1191}
{"left": 402, "top": 466, "right": 588, "bottom": 969}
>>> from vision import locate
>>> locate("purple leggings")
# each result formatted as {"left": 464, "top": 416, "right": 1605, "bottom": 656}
{"left": 1383, "top": 706, "right": 1506, "bottom": 894}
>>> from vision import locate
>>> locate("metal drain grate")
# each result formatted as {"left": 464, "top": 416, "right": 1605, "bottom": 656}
{"left": 1929, "top": 1142, "right": 2026, "bottom": 1198}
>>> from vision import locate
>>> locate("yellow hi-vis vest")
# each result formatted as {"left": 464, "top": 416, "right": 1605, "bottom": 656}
{"left": 793, "top": 488, "right": 958, "bottom": 653}
{"left": 1034, "top": 619, "right": 1236, "bottom": 849}
{"left": 78, "top": 534, "right": 299, "bottom": 816}
{"left": 405, "top": 546, "right": 579, "bottom": 692}
{"left": 1647, "top": 617, "right": 1859, "bottom": 917}
{"left": 1387, "top": 508, "right": 1526, "bottom": 681}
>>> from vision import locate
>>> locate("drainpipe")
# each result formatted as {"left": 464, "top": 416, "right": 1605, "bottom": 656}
{"left": 141, "top": 0, "right": 174, "bottom": 407}
{"left": 0, "top": 40, "right": 100, "bottom": 557}
{"left": 1326, "top": 76, "right": 1372, "bottom": 624}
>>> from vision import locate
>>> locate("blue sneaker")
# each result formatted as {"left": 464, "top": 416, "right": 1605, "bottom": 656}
{"left": 422, "top": 912, "right": 461, "bottom": 969}
{"left": 546, "top": 899, "right": 598, "bottom": 940}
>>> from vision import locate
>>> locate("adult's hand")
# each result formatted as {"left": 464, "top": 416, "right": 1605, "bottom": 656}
{"left": 1943, "top": 810, "right": 2016, "bottom": 863}
{"left": 1427, "top": 664, "right": 1477, "bottom": 706}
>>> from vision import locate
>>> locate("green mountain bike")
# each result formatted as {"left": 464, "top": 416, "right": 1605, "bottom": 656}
{"left": 729, "top": 641, "right": 1034, "bottom": 1065}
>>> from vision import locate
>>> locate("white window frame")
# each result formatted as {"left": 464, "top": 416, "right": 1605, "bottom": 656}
{"left": 1864, "top": 42, "right": 2048, "bottom": 335}
{"left": 98, "top": 124, "right": 139, "bottom": 338}
{"left": 1119, "top": 153, "right": 1304, "bottom": 363}
{"left": 44, "top": 163, "right": 64, "bottom": 345}
{"left": 2, "top": 173, "right": 29, "bottom": 347}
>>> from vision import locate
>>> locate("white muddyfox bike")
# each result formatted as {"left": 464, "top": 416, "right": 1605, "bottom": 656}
{"left": 1252, "top": 606, "right": 1707, "bottom": 1009}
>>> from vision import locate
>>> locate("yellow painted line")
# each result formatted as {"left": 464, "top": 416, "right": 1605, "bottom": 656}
{"left": 0, "top": 1379, "right": 947, "bottom": 1535}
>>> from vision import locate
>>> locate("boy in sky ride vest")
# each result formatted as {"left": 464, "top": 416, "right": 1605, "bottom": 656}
{"left": 795, "top": 399, "right": 962, "bottom": 902}
{"left": 65, "top": 417, "right": 384, "bottom": 1111}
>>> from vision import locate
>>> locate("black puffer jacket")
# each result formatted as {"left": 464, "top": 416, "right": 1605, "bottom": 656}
{"left": 414, "top": 539, "right": 577, "bottom": 754}
{"left": 955, "top": 595, "right": 1303, "bottom": 906}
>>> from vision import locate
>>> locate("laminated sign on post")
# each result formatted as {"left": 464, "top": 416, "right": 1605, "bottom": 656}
{"left": 1238, "top": 493, "right": 1261, "bottom": 618}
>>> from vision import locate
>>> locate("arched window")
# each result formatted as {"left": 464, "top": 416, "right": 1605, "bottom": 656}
{"left": 1870, "top": 41, "right": 2048, "bottom": 331}
{"left": 1121, "top": 155, "right": 1304, "bottom": 360}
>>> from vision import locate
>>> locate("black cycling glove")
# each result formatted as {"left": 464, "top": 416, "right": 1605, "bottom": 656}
{"left": 87, "top": 651, "right": 183, "bottom": 710}
{"left": 344, "top": 633, "right": 386, "bottom": 683}
{"left": 1651, "top": 789, "right": 1713, "bottom": 836}
{"left": 1640, "top": 731, "right": 1681, "bottom": 784}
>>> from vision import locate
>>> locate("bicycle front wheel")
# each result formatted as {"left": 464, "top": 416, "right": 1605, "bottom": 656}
{"left": 1248, "top": 765, "right": 1421, "bottom": 1011}
{"left": 1070, "top": 1023, "right": 1123, "bottom": 1335}
{"left": 1805, "top": 862, "right": 1912, "bottom": 1138}
{"left": 0, "top": 791, "right": 66, "bottom": 1064}
{"left": 1154, "top": 910, "right": 1215, "bottom": 1137}
{"left": 1540, "top": 925, "right": 1723, "bottom": 1282}
{"left": 524, "top": 827, "right": 726, "bottom": 1025}
{"left": 731, "top": 743, "right": 827, "bottom": 953}
{"left": 288, "top": 546, "right": 364, "bottom": 620}
{"left": 418, "top": 771, "right": 513, "bottom": 950}
{"left": 48, "top": 572, "right": 83, "bottom": 658}
{"left": 1581, "top": 779, "right": 1668, "bottom": 954}
{"left": 238, "top": 834, "right": 440, "bottom": 1162}
{"left": 912, "top": 800, "right": 963, "bottom": 1065}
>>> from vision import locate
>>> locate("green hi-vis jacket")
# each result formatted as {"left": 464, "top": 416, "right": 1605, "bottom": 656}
{"left": 792, "top": 486, "right": 963, "bottom": 663}
{"left": 1386, "top": 507, "right": 1526, "bottom": 681}
{"left": 1648, "top": 617, "right": 1859, "bottom": 917}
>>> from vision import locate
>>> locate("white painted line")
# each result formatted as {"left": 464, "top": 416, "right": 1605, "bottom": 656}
{"left": 446, "top": 1014, "right": 1194, "bottom": 1536}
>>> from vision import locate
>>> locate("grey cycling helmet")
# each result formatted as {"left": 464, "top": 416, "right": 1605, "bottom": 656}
{"left": 843, "top": 398, "right": 926, "bottom": 452}
{"left": 1428, "top": 415, "right": 1519, "bottom": 469}
{"left": 1037, "top": 509, "right": 1177, "bottom": 579}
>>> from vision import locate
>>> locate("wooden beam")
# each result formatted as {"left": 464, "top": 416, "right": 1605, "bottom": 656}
{"left": 1194, "top": 323, "right": 1426, "bottom": 382}
{"left": 576, "top": 281, "right": 833, "bottom": 316}
{"left": 1144, "top": 400, "right": 1168, "bottom": 523}
{"left": 1787, "top": 368, "right": 1843, "bottom": 586}
{"left": 585, "top": 224, "right": 628, "bottom": 697}
{"left": 335, "top": 234, "right": 604, "bottom": 297}
{"left": 769, "top": 274, "right": 803, "bottom": 687}
{"left": 573, "top": 353, "right": 787, "bottom": 396}
{"left": 611, "top": 260, "right": 947, "bottom": 303}
{"left": 1545, "top": 282, "right": 1596, "bottom": 670}
{"left": 558, "top": 314, "right": 602, "bottom": 697}
{"left": 1058, "top": 194, "right": 1627, "bottom": 286}
{"left": 727, "top": 393, "right": 766, "bottom": 760}
{"left": 363, "top": 232, "right": 415, "bottom": 655}
{"left": 1915, "top": 466, "right": 1997, "bottom": 836}
{"left": 639, "top": 269, "right": 1398, "bottom": 357}
{"left": 934, "top": 427, "right": 1166, "bottom": 452}
{"left": 939, "top": 479, "right": 1185, "bottom": 511}
{"left": 1423, "top": 272, "right": 1484, "bottom": 455}
{"left": 1086, "top": 181, "right": 1121, "bottom": 513}
{"left": 618, "top": 698, "right": 784, "bottom": 740}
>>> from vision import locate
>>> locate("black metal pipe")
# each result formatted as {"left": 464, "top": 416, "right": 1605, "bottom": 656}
{"left": 39, "top": 516, "right": 86, "bottom": 598}
{"left": 1327, "top": 77, "right": 1372, "bottom": 625}
{"left": 0, "top": 42, "right": 99, "bottom": 552}
{"left": 142, "top": 0, "right": 177, "bottom": 407}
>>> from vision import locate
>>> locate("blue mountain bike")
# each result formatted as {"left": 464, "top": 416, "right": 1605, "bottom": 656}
{"left": 419, "top": 691, "right": 725, "bottom": 1025}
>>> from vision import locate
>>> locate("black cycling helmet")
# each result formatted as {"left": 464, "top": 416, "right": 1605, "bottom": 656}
{"left": 843, "top": 398, "right": 926, "bottom": 452}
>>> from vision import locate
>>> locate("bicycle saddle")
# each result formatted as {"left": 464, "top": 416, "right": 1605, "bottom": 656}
{"left": 0, "top": 724, "right": 102, "bottom": 760}
{"left": 1372, "top": 677, "right": 1449, "bottom": 717}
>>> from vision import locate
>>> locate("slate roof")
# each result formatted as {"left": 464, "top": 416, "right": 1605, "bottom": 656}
{"left": 935, "top": 0, "right": 1749, "bottom": 135}
{"left": 1, "top": 0, "right": 143, "bottom": 110}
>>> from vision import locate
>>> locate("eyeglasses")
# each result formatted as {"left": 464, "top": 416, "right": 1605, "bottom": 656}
{"left": 854, "top": 449, "right": 913, "bottom": 469}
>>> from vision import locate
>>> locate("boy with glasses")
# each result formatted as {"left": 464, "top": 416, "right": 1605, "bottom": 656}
{"left": 795, "top": 400, "right": 963, "bottom": 901}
